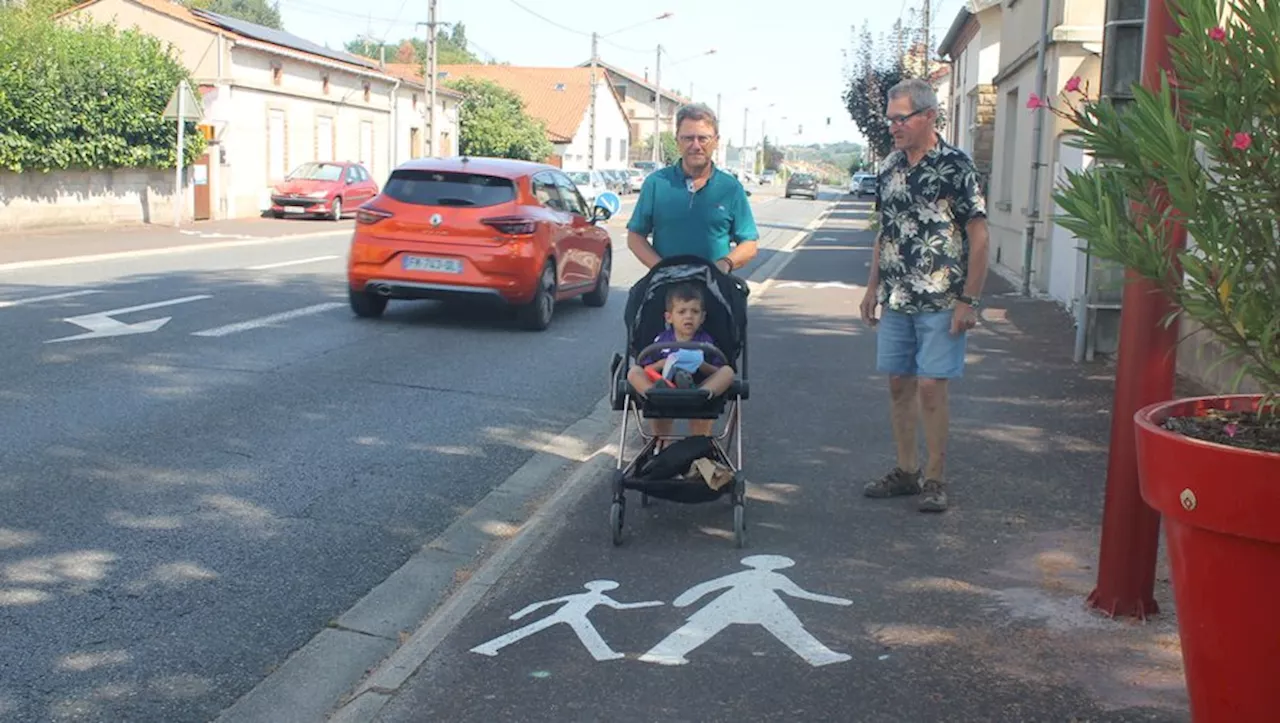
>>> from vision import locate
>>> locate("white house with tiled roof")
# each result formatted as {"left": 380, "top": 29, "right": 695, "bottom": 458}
{"left": 437, "top": 65, "right": 631, "bottom": 172}
{"left": 60, "top": 0, "right": 459, "bottom": 220}
{"left": 575, "top": 59, "right": 689, "bottom": 162}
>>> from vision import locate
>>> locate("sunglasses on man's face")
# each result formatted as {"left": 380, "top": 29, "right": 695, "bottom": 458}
{"left": 884, "top": 107, "right": 934, "bottom": 126}
{"left": 678, "top": 134, "right": 716, "bottom": 146}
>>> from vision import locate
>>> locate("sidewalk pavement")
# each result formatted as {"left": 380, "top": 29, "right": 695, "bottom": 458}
{"left": 338, "top": 197, "right": 1190, "bottom": 723}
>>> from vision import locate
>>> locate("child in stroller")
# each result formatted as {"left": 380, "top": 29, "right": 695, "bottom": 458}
{"left": 626, "top": 281, "right": 736, "bottom": 443}
{"left": 608, "top": 255, "right": 750, "bottom": 547}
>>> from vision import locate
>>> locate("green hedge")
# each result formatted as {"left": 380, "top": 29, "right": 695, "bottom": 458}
{"left": 0, "top": 11, "right": 206, "bottom": 173}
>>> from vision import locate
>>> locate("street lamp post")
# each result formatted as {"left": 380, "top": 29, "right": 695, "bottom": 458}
{"left": 652, "top": 47, "right": 716, "bottom": 163}
{"left": 591, "top": 12, "right": 673, "bottom": 171}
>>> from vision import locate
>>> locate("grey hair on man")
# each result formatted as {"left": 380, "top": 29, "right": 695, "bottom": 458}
{"left": 676, "top": 102, "right": 719, "bottom": 135}
{"left": 886, "top": 78, "right": 937, "bottom": 113}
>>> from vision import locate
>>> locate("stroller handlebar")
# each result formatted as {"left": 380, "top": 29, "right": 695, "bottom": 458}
{"left": 636, "top": 341, "right": 728, "bottom": 364}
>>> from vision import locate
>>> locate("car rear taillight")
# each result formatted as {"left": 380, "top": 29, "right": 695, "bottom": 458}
{"left": 356, "top": 207, "right": 393, "bottom": 225}
{"left": 481, "top": 216, "right": 537, "bottom": 236}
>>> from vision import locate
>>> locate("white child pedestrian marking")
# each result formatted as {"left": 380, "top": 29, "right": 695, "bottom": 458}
{"left": 639, "top": 555, "right": 853, "bottom": 667}
{"left": 470, "top": 580, "right": 663, "bottom": 661}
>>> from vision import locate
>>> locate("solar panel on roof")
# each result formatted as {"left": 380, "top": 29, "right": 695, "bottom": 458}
{"left": 191, "top": 9, "right": 381, "bottom": 70}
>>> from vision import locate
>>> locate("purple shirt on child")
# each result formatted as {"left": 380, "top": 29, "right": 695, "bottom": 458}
{"left": 639, "top": 328, "right": 725, "bottom": 366}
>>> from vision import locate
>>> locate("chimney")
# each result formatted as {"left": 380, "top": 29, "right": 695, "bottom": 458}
{"left": 644, "top": 67, "right": 649, "bottom": 82}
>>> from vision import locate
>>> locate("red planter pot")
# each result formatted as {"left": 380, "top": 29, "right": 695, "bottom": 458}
{"left": 1135, "top": 395, "right": 1280, "bottom": 722}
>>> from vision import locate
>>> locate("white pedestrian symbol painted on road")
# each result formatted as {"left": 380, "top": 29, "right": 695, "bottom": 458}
{"left": 470, "top": 580, "right": 663, "bottom": 661}
{"left": 639, "top": 555, "right": 853, "bottom": 667}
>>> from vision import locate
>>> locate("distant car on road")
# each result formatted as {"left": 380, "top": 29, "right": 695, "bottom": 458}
{"left": 270, "top": 161, "right": 378, "bottom": 221}
{"left": 850, "top": 172, "right": 876, "bottom": 197}
{"left": 346, "top": 157, "right": 619, "bottom": 331}
{"left": 785, "top": 172, "right": 819, "bottom": 200}
{"left": 565, "top": 170, "right": 609, "bottom": 207}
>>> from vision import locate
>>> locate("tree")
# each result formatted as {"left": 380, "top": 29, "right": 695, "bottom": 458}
{"left": 843, "top": 20, "right": 911, "bottom": 160}
{"left": 345, "top": 22, "right": 484, "bottom": 67}
{"left": 761, "top": 135, "right": 785, "bottom": 171}
{"left": 0, "top": 10, "right": 206, "bottom": 171}
{"left": 394, "top": 39, "right": 416, "bottom": 64}
{"left": 186, "top": 0, "right": 282, "bottom": 29}
{"left": 439, "top": 24, "right": 480, "bottom": 65}
{"left": 642, "top": 131, "right": 678, "bottom": 165}
{"left": 445, "top": 77, "right": 553, "bottom": 161}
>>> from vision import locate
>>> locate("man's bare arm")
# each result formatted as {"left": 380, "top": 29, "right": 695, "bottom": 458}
{"left": 963, "top": 219, "right": 990, "bottom": 298}
{"left": 723, "top": 240, "right": 758, "bottom": 271}
{"left": 628, "top": 231, "right": 663, "bottom": 269}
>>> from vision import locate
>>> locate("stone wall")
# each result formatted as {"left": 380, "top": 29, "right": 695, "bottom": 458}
{"left": 0, "top": 169, "right": 190, "bottom": 232}
{"left": 972, "top": 84, "right": 998, "bottom": 194}
{"left": 1177, "top": 316, "right": 1263, "bottom": 395}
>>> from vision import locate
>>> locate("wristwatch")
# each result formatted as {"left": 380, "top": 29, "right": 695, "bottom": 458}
{"left": 958, "top": 294, "right": 981, "bottom": 307}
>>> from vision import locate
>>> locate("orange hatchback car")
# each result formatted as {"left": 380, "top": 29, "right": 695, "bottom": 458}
{"left": 346, "top": 157, "right": 618, "bottom": 330}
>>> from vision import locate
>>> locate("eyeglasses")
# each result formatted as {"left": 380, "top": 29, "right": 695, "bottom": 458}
{"left": 884, "top": 107, "right": 934, "bottom": 126}
{"left": 678, "top": 134, "right": 716, "bottom": 146}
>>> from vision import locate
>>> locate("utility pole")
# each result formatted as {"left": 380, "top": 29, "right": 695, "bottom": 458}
{"left": 922, "top": 0, "right": 930, "bottom": 76}
{"left": 716, "top": 92, "right": 722, "bottom": 166}
{"left": 652, "top": 45, "right": 663, "bottom": 164}
{"left": 589, "top": 32, "right": 599, "bottom": 170}
{"left": 425, "top": 0, "right": 439, "bottom": 157}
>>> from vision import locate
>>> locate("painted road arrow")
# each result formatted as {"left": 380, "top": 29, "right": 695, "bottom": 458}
{"left": 45, "top": 295, "right": 212, "bottom": 343}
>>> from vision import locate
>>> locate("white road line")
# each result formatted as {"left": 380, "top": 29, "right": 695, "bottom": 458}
{"left": 0, "top": 230, "right": 350, "bottom": 273}
{"left": 0, "top": 289, "right": 102, "bottom": 309}
{"left": 190, "top": 302, "right": 346, "bottom": 337}
{"left": 247, "top": 255, "right": 341, "bottom": 271}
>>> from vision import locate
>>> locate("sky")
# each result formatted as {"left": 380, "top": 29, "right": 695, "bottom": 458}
{"left": 277, "top": 0, "right": 969, "bottom": 148}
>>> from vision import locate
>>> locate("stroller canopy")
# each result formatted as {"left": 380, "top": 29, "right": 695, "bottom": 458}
{"left": 624, "top": 255, "right": 750, "bottom": 368}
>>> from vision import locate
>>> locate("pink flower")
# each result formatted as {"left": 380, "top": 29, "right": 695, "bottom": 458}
{"left": 1063, "top": 76, "right": 1082, "bottom": 93}
{"left": 1026, "top": 93, "right": 1046, "bottom": 110}
{"left": 1224, "top": 422, "right": 1239, "bottom": 438}
{"left": 1209, "top": 26, "right": 1226, "bottom": 42}
{"left": 1232, "top": 132, "right": 1252, "bottom": 150}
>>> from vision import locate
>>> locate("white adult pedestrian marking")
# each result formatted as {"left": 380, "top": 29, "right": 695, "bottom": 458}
{"left": 639, "top": 555, "right": 853, "bottom": 667}
{"left": 190, "top": 302, "right": 345, "bottom": 337}
{"left": 247, "top": 255, "right": 340, "bottom": 270}
{"left": 45, "top": 295, "right": 212, "bottom": 343}
{"left": 470, "top": 580, "right": 663, "bottom": 661}
{"left": 773, "top": 281, "right": 859, "bottom": 290}
{"left": 0, "top": 289, "right": 101, "bottom": 309}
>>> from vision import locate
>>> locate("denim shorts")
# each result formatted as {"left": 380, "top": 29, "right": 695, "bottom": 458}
{"left": 875, "top": 308, "right": 968, "bottom": 379}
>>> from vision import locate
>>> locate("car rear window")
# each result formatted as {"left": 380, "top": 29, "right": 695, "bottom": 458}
{"left": 383, "top": 170, "right": 516, "bottom": 208}
{"left": 793, "top": 174, "right": 814, "bottom": 182}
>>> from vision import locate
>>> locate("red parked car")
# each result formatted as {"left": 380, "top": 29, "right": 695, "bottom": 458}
{"left": 269, "top": 161, "right": 379, "bottom": 220}
{"left": 346, "top": 157, "right": 617, "bottom": 331}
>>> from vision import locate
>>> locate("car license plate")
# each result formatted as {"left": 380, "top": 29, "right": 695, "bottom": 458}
{"left": 284, "top": 206, "right": 306, "bottom": 214}
{"left": 402, "top": 255, "right": 463, "bottom": 274}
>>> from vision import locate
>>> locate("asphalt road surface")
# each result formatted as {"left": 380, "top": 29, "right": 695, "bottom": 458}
{"left": 0, "top": 185, "right": 833, "bottom": 722}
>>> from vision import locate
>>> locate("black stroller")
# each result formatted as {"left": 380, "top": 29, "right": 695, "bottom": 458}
{"left": 607, "top": 255, "right": 751, "bottom": 547}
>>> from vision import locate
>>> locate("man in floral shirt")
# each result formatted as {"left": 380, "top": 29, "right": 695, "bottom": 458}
{"left": 858, "top": 78, "right": 990, "bottom": 513}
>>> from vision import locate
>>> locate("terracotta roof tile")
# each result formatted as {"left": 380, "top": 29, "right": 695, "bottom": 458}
{"left": 438, "top": 65, "right": 620, "bottom": 143}
{"left": 59, "top": 0, "right": 392, "bottom": 78}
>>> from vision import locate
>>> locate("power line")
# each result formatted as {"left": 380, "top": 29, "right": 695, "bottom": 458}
{"left": 504, "top": 0, "right": 590, "bottom": 37}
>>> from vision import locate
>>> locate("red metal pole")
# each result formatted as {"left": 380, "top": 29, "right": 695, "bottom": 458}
{"left": 1085, "top": 0, "right": 1188, "bottom": 619}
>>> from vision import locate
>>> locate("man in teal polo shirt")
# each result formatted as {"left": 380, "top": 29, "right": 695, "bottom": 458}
{"left": 627, "top": 103, "right": 759, "bottom": 276}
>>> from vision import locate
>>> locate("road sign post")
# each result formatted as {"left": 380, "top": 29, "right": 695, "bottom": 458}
{"left": 164, "top": 80, "right": 204, "bottom": 228}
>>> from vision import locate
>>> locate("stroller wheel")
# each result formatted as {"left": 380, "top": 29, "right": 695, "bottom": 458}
{"left": 733, "top": 503, "right": 746, "bottom": 548}
{"left": 610, "top": 501, "right": 625, "bottom": 546}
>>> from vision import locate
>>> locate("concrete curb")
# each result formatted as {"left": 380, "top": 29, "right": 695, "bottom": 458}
{"left": 214, "top": 194, "right": 838, "bottom": 723}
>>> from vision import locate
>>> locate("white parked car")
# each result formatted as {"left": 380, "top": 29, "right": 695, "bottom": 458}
{"left": 566, "top": 170, "right": 609, "bottom": 206}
